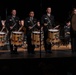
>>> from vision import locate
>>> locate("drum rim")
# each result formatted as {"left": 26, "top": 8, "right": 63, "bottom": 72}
{"left": 32, "top": 31, "right": 43, "bottom": 33}
{"left": 12, "top": 31, "right": 23, "bottom": 34}
{"left": 0, "top": 32, "right": 6, "bottom": 34}
{"left": 48, "top": 29, "right": 58, "bottom": 32}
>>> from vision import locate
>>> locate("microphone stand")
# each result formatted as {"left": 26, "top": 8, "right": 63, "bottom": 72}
{"left": 40, "top": 23, "right": 41, "bottom": 58}
{"left": 6, "top": 8, "right": 7, "bottom": 19}
{"left": 40, "top": 0, "right": 43, "bottom": 58}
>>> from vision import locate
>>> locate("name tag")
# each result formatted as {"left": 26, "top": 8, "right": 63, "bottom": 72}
{"left": 9, "top": 19, "right": 12, "bottom": 21}
{"left": 28, "top": 21, "right": 30, "bottom": 22}
{"left": 45, "top": 18, "right": 47, "bottom": 19}
{"left": 16, "top": 20, "right": 18, "bottom": 22}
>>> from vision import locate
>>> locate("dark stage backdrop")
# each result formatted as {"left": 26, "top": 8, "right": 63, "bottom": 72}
{"left": 0, "top": 0, "right": 76, "bottom": 24}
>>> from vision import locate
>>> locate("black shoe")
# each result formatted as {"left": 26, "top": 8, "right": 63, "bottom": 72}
{"left": 28, "top": 51, "right": 32, "bottom": 54}
{"left": 72, "top": 50, "right": 76, "bottom": 53}
{"left": 31, "top": 51, "right": 35, "bottom": 54}
{"left": 14, "top": 51, "right": 19, "bottom": 54}
{"left": 10, "top": 51, "right": 14, "bottom": 54}
{"left": 48, "top": 51, "right": 52, "bottom": 53}
{"left": 10, "top": 52, "right": 13, "bottom": 54}
{"left": 28, "top": 52, "right": 35, "bottom": 54}
{"left": 46, "top": 50, "right": 52, "bottom": 53}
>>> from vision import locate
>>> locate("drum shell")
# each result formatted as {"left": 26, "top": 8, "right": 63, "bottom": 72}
{"left": 31, "top": 31, "right": 44, "bottom": 45}
{"left": 11, "top": 32, "right": 24, "bottom": 46}
{"left": 0, "top": 32, "right": 6, "bottom": 46}
{"left": 48, "top": 29, "right": 60, "bottom": 42}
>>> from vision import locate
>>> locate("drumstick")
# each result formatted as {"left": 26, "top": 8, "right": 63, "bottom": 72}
{"left": 54, "top": 25, "right": 60, "bottom": 29}
{"left": 1, "top": 20, "right": 5, "bottom": 32}
{"left": 1, "top": 26, "right": 5, "bottom": 32}
{"left": 18, "top": 20, "right": 24, "bottom": 31}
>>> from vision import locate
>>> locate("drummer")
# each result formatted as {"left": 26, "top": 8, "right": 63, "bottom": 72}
{"left": 25, "top": 11, "right": 40, "bottom": 54}
{"left": 64, "top": 21, "right": 71, "bottom": 44}
{"left": 0, "top": 20, "right": 8, "bottom": 32}
{"left": 18, "top": 20, "right": 25, "bottom": 32}
{"left": 41, "top": 7, "right": 59, "bottom": 53}
{"left": 6, "top": 9, "right": 20, "bottom": 54}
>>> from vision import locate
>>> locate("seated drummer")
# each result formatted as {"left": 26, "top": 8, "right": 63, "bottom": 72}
{"left": 64, "top": 21, "right": 71, "bottom": 44}
{"left": 41, "top": 7, "right": 58, "bottom": 53}
{"left": 0, "top": 20, "right": 9, "bottom": 42}
{"left": 0, "top": 18, "right": 8, "bottom": 32}
{"left": 19, "top": 20, "right": 26, "bottom": 47}
{"left": 0, "top": 20, "right": 8, "bottom": 32}
{"left": 34, "top": 20, "right": 41, "bottom": 31}
{"left": 18, "top": 20, "right": 25, "bottom": 32}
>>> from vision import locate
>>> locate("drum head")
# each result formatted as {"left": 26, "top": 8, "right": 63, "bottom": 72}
{"left": 12, "top": 31, "right": 22, "bottom": 34}
{"left": 32, "top": 31, "right": 42, "bottom": 34}
{"left": 0, "top": 32, "right": 5, "bottom": 34}
{"left": 48, "top": 29, "right": 58, "bottom": 32}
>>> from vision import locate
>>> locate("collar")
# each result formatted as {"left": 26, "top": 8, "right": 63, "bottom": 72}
{"left": 12, "top": 16, "right": 16, "bottom": 18}
{"left": 30, "top": 17, "right": 33, "bottom": 20}
{"left": 47, "top": 13, "right": 51, "bottom": 17}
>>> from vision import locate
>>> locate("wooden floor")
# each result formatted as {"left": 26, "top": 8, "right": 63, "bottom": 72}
{"left": 0, "top": 42, "right": 74, "bottom": 59}
{"left": 18, "top": 43, "right": 71, "bottom": 51}
{"left": 0, "top": 42, "right": 71, "bottom": 52}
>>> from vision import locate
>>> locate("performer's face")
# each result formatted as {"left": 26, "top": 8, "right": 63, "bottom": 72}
{"left": 12, "top": 10, "right": 16, "bottom": 16}
{"left": 67, "top": 22, "right": 70, "bottom": 26}
{"left": 29, "top": 12, "right": 34, "bottom": 17}
{"left": 20, "top": 20, "right": 24, "bottom": 26}
{"left": 46, "top": 8, "right": 51, "bottom": 14}
{"left": 73, "top": 9, "right": 76, "bottom": 15}
{"left": 37, "top": 22, "right": 40, "bottom": 26}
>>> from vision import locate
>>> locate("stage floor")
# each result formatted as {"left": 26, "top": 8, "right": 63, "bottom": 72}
{"left": 0, "top": 43, "right": 71, "bottom": 52}
{"left": 0, "top": 44, "right": 76, "bottom": 75}
{"left": 0, "top": 50, "right": 76, "bottom": 59}
{"left": 0, "top": 43, "right": 73, "bottom": 59}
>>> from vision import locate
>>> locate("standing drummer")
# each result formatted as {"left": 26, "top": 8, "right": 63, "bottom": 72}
{"left": 6, "top": 9, "right": 20, "bottom": 54}
{"left": 25, "top": 11, "right": 41, "bottom": 54}
{"left": 41, "top": 7, "right": 57, "bottom": 53}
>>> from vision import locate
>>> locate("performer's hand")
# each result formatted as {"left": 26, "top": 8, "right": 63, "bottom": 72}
{"left": 29, "top": 26, "right": 32, "bottom": 29}
{"left": 1, "top": 20, "right": 5, "bottom": 26}
{"left": 40, "top": 27, "right": 43, "bottom": 31}
{"left": 66, "top": 32, "right": 70, "bottom": 34}
{"left": 41, "top": 27, "right": 43, "bottom": 30}
{"left": 10, "top": 26, "right": 13, "bottom": 29}
{"left": 2, "top": 26, "right": 5, "bottom": 28}
{"left": 44, "top": 23, "right": 47, "bottom": 26}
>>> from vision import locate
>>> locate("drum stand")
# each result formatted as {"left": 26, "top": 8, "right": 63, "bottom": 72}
{"left": 22, "top": 35, "right": 27, "bottom": 49}
{"left": 50, "top": 38, "right": 60, "bottom": 47}
{"left": 40, "top": 28, "right": 42, "bottom": 57}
